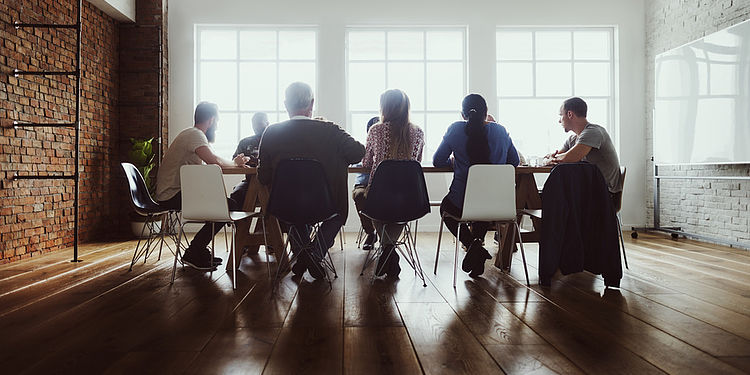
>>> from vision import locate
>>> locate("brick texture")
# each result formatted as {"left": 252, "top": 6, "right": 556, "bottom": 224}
{"left": 0, "top": 0, "right": 169, "bottom": 263}
{"left": 0, "top": 0, "right": 119, "bottom": 263}
{"left": 645, "top": 0, "right": 750, "bottom": 248}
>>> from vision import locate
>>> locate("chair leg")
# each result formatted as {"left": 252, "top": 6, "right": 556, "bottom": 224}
{"left": 617, "top": 213, "right": 629, "bottom": 269}
{"left": 130, "top": 215, "right": 152, "bottom": 271}
{"left": 454, "top": 223, "right": 461, "bottom": 288}
{"left": 157, "top": 214, "right": 167, "bottom": 261}
{"left": 231, "top": 223, "right": 237, "bottom": 290}
{"left": 434, "top": 215, "right": 444, "bottom": 275}
{"left": 171, "top": 223, "right": 185, "bottom": 284}
{"left": 210, "top": 222, "right": 216, "bottom": 273}
{"left": 413, "top": 220, "right": 419, "bottom": 247}
{"left": 339, "top": 229, "right": 344, "bottom": 251}
{"left": 356, "top": 226, "right": 364, "bottom": 248}
{"left": 513, "top": 222, "right": 530, "bottom": 286}
{"left": 261, "top": 217, "right": 271, "bottom": 280}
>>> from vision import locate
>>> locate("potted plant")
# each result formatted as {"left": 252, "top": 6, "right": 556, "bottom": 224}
{"left": 128, "top": 137, "right": 161, "bottom": 237}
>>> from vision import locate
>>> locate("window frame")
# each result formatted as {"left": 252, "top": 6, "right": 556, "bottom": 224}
{"left": 194, "top": 25, "right": 318, "bottom": 157}
{"left": 345, "top": 26, "right": 468, "bottom": 151}
{"left": 496, "top": 26, "right": 618, "bottom": 150}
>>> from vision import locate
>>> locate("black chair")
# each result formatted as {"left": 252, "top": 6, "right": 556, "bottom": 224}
{"left": 360, "top": 160, "right": 430, "bottom": 286}
{"left": 121, "top": 162, "right": 174, "bottom": 270}
{"left": 266, "top": 159, "right": 339, "bottom": 287}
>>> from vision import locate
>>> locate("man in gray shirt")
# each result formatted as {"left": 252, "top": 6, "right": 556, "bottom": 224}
{"left": 545, "top": 97, "right": 621, "bottom": 193}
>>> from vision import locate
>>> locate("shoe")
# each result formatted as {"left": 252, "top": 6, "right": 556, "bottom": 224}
{"left": 182, "top": 249, "right": 218, "bottom": 271}
{"left": 291, "top": 258, "right": 307, "bottom": 276}
{"left": 301, "top": 252, "right": 325, "bottom": 280}
{"left": 461, "top": 240, "right": 481, "bottom": 272}
{"left": 362, "top": 233, "right": 377, "bottom": 250}
{"left": 385, "top": 252, "right": 401, "bottom": 278}
{"left": 375, "top": 245, "right": 394, "bottom": 276}
{"left": 468, "top": 246, "right": 492, "bottom": 277}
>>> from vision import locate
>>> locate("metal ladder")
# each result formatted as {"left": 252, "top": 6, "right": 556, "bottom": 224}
{"left": 11, "top": 0, "right": 83, "bottom": 262}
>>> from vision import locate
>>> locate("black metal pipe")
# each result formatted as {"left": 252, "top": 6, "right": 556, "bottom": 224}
{"left": 73, "top": 0, "right": 82, "bottom": 263}
{"left": 13, "top": 175, "right": 76, "bottom": 180}
{"left": 13, "top": 70, "right": 78, "bottom": 76}
{"left": 14, "top": 22, "right": 78, "bottom": 29}
{"left": 13, "top": 122, "right": 76, "bottom": 128}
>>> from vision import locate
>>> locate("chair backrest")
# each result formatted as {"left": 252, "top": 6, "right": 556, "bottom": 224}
{"left": 121, "top": 162, "right": 160, "bottom": 215}
{"left": 179, "top": 164, "right": 231, "bottom": 222}
{"left": 612, "top": 166, "right": 626, "bottom": 213}
{"left": 362, "top": 160, "right": 430, "bottom": 223}
{"left": 461, "top": 164, "right": 516, "bottom": 221}
{"left": 266, "top": 159, "right": 337, "bottom": 225}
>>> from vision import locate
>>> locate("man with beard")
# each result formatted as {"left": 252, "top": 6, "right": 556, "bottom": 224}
{"left": 155, "top": 101, "right": 250, "bottom": 270}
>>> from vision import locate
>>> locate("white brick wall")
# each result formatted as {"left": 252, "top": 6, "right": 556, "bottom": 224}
{"left": 645, "top": 0, "right": 750, "bottom": 248}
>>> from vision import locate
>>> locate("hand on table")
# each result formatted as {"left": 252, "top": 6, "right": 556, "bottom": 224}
{"left": 233, "top": 153, "right": 251, "bottom": 168}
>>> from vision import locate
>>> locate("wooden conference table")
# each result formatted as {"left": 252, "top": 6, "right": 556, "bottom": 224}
{"left": 222, "top": 165, "right": 552, "bottom": 271}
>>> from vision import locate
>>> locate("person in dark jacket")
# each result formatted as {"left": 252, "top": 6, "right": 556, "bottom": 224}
{"left": 258, "top": 82, "right": 365, "bottom": 279}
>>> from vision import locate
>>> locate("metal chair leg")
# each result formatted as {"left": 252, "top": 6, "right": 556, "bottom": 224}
{"left": 434, "top": 215, "right": 444, "bottom": 275}
{"left": 617, "top": 213, "right": 629, "bottom": 269}
{"left": 454, "top": 224, "right": 461, "bottom": 288}
{"left": 513, "top": 221, "right": 530, "bottom": 286}
{"left": 231, "top": 224, "right": 237, "bottom": 290}
{"left": 171, "top": 223, "right": 185, "bottom": 284}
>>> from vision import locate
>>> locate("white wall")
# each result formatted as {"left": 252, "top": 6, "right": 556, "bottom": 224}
{"left": 169, "top": 0, "right": 647, "bottom": 231}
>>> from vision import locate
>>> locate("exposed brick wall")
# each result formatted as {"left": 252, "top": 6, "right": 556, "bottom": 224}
{"left": 645, "top": 0, "right": 750, "bottom": 247}
{"left": 0, "top": 0, "right": 119, "bottom": 262}
{"left": 115, "top": 0, "right": 168, "bottom": 237}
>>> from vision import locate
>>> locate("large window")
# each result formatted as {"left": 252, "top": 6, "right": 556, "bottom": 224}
{"left": 496, "top": 28, "right": 615, "bottom": 159}
{"left": 346, "top": 28, "right": 467, "bottom": 159}
{"left": 195, "top": 26, "right": 317, "bottom": 158}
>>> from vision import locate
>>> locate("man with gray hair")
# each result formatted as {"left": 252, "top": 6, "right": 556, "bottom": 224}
{"left": 259, "top": 82, "right": 365, "bottom": 279}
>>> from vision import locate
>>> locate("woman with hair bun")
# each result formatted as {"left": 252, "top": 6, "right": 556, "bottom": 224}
{"left": 433, "top": 93, "right": 519, "bottom": 277}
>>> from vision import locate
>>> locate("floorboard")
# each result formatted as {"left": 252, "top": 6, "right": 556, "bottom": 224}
{"left": 0, "top": 231, "right": 748, "bottom": 374}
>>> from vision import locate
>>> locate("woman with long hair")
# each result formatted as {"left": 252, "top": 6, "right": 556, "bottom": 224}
{"left": 362, "top": 89, "right": 424, "bottom": 278}
{"left": 433, "top": 93, "right": 519, "bottom": 277}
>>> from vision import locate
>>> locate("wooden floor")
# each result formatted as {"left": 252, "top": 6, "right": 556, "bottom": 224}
{"left": 1, "top": 231, "right": 749, "bottom": 374}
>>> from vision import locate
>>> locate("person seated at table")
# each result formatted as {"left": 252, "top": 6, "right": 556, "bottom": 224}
{"left": 352, "top": 116, "right": 380, "bottom": 250}
{"left": 234, "top": 112, "right": 269, "bottom": 165}
{"left": 362, "top": 89, "right": 424, "bottom": 278}
{"left": 433, "top": 93, "right": 520, "bottom": 277}
{"left": 258, "top": 82, "right": 365, "bottom": 279}
{"left": 155, "top": 101, "right": 250, "bottom": 270}
{"left": 544, "top": 97, "right": 621, "bottom": 193}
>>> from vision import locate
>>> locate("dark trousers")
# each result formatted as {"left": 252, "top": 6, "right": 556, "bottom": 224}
{"left": 289, "top": 215, "right": 346, "bottom": 259}
{"left": 352, "top": 185, "right": 375, "bottom": 234}
{"left": 158, "top": 181, "right": 248, "bottom": 251}
{"left": 440, "top": 196, "right": 489, "bottom": 248}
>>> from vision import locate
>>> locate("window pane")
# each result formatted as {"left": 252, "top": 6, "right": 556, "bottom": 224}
{"left": 574, "top": 62, "right": 610, "bottom": 96}
{"left": 278, "top": 62, "right": 316, "bottom": 109}
{"left": 426, "top": 31, "right": 463, "bottom": 60}
{"left": 426, "top": 62, "right": 463, "bottom": 110}
{"left": 536, "top": 62, "right": 572, "bottom": 96}
{"left": 239, "top": 62, "right": 277, "bottom": 111}
{"left": 200, "top": 30, "right": 237, "bottom": 60}
{"left": 349, "top": 31, "right": 385, "bottom": 60}
{"left": 199, "top": 62, "right": 237, "bottom": 110}
{"left": 497, "top": 99, "right": 567, "bottom": 158}
{"left": 497, "top": 31, "right": 533, "bottom": 60}
{"left": 425, "top": 112, "right": 460, "bottom": 159}
{"left": 574, "top": 31, "right": 610, "bottom": 60}
{"left": 351, "top": 113, "right": 379, "bottom": 144}
{"left": 535, "top": 31, "right": 571, "bottom": 60}
{"left": 349, "top": 63, "right": 385, "bottom": 111}
{"left": 278, "top": 31, "right": 316, "bottom": 60}
{"left": 388, "top": 62, "right": 425, "bottom": 110}
{"left": 497, "top": 62, "right": 533, "bottom": 96}
{"left": 239, "top": 31, "right": 276, "bottom": 60}
{"left": 387, "top": 31, "right": 423, "bottom": 60}
{"left": 214, "top": 112, "right": 239, "bottom": 159}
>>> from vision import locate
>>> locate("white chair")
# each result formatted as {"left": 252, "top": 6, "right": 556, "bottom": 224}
{"left": 171, "top": 164, "right": 262, "bottom": 289}
{"left": 434, "top": 164, "right": 530, "bottom": 287}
